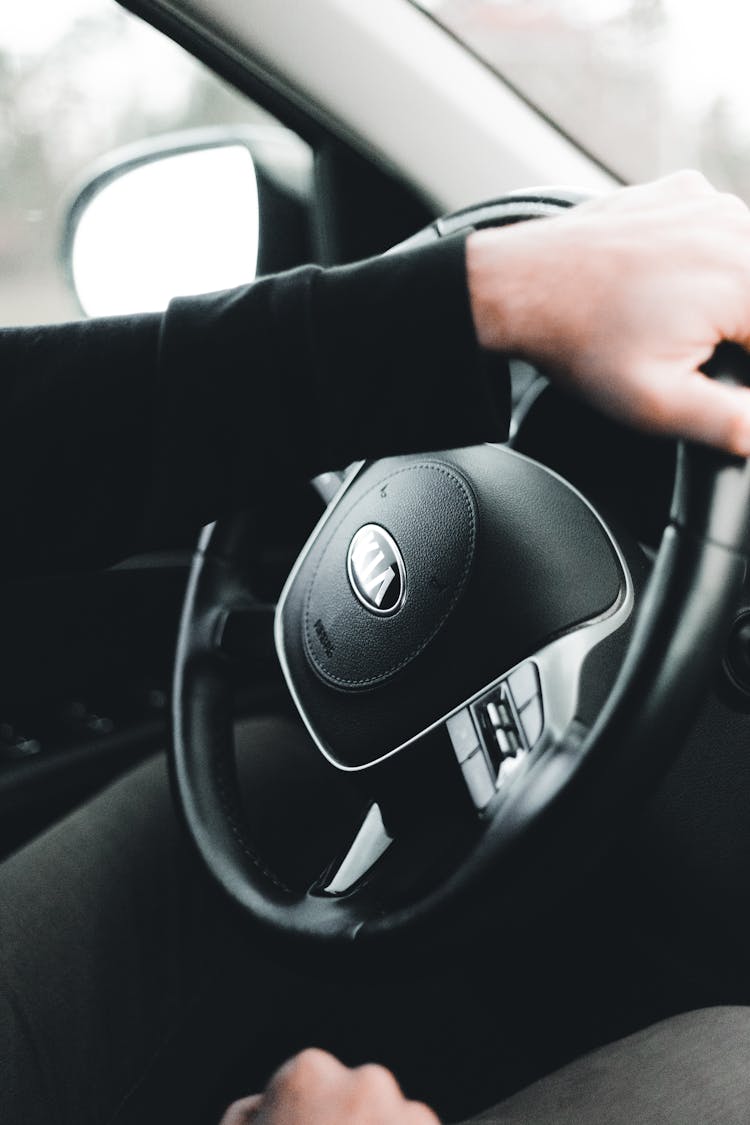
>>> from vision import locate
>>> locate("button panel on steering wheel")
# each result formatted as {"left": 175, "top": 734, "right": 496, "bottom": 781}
{"left": 277, "top": 444, "right": 624, "bottom": 771}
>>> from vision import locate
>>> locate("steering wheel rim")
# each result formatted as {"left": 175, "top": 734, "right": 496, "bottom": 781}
{"left": 171, "top": 191, "right": 750, "bottom": 952}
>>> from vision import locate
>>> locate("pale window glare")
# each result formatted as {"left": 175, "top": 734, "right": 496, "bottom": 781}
{"left": 73, "top": 147, "right": 259, "bottom": 316}
{"left": 5, "top": 0, "right": 103, "bottom": 53}
{"left": 418, "top": 0, "right": 750, "bottom": 197}
{"left": 0, "top": 0, "right": 269, "bottom": 326}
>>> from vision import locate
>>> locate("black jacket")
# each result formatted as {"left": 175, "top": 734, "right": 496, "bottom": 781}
{"left": 0, "top": 234, "right": 506, "bottom": 577}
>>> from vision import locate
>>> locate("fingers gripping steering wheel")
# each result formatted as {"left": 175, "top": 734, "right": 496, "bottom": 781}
{"left": 172, "top": 191, "right": 750, "bottom": 952}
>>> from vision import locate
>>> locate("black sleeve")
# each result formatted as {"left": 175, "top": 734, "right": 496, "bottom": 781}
{"left": 0, "top": 233, "right": 508, "bottom": 578}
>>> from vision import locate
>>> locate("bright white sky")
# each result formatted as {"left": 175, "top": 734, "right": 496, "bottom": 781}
{"left": 74, "top": 145, "right": 259, "bottom": 315}
{"left": 4, "top": 0, "right": 103, "bottom": 52}
{"left": 658, "top": 0, "right": 750, "bottom": 114}
{"left": 2, "top": 0, "right": 199, "bottom": 139}
{"left": 416, "top": 0, "right": 750, "bottom": 123}
{"left": 566, "top": 0, "right": 750, "bottom": 115}
{"left": 6, "top": 0, "right": 750, "bottom": 133}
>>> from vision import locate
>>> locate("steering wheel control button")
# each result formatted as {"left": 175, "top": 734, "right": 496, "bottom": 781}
{"left": 497, "top": 754, "right": 524, "bottom": 787}
{"left": 346, "top": 524, "right": 406, "bottom": 616}
{"left": 507, "top": 662, "right": 540, "bottom": 711}
{"left": 468, "top": 673, "right": 544, "bottom": 788}
{"left": 485, "top": 700, "right": 511, "bottom": 729}
{"left": 278, "top": 444, "right": 625, "bottom": 769}
{"left": 494, "top": 727, "right": 514, "bottom": 757}
{"left": 519, "top": 694, "right": 544, "bottom": 748}
{"left": 446, "top": 708, "right": 480, "bottom": 763}
{"left": 461, "top": 749, "right": 495, "bottom": 809}
{"left": 486, "top": 701, "right": 501, "bottom": 727}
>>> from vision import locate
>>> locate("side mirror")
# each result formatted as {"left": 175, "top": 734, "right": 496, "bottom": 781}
{"left": 63, "top": 126, "right": 312, "bottom": 318}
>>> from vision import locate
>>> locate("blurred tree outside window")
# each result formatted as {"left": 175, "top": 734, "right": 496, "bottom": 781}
{"left": 418, "top": 0, "right": 750, "bottom": 198}
{"left": 8, "top": 0, "right": 748, "bottom": 328}
{"left": 0, "top": 0, "right": 272, "bottom": 325}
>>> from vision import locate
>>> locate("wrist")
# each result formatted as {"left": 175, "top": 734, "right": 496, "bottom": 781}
{"left": 466, "top": 225, "right": 541, "bottom": 354}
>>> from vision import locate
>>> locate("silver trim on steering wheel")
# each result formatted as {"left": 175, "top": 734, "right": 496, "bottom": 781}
{"left": 275, "top": 448, "right": 634, "bottom": 774}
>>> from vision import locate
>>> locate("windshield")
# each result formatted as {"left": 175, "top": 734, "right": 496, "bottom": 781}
{"left": 416, "top": 0, "right": 750, "bottom": 199}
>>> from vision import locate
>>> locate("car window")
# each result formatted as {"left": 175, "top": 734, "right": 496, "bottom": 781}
{"left": 0, "top": 0, "right": 275, "bottom": 326}
{"left": 416, "top": 0, "right": 750, "bottom": 198}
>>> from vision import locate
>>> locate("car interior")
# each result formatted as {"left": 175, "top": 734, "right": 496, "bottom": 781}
{"left": 4, "top": 1, "right": 750, "bottom": 1122}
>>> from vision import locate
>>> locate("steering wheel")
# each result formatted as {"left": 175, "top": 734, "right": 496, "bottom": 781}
{"left": 172, "top": 190, "right": 750, "bottom": 952}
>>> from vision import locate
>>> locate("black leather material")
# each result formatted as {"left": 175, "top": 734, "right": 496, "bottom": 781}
{"left": 171, "top": 544, "right": 369, "bottom": 947}
{"left": 171, "top": 191, "right": 750, "bottom": 951}
{"left": 281, "top": 445, "right": 623, "bottom": 767}
{"left": 303, "top": 460, "right": 477, "bottom": 689}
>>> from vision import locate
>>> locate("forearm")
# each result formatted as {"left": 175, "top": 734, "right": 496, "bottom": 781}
{"left": 8, "top": 169, "right": 748, "bottom": 581}
{"left": 0, "top": 234, "right": 504, "bottom": 578}
{"left": 0, "top": 313, "right": 161, "bottom": 577}
{"left": 146, "top": 232, "right": 505, "bottom": 545}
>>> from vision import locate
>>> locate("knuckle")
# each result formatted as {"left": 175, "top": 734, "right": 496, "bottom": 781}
{"left": 719, "top": 191, "right": 747, "bottom": 214}
{"left": 406, "top": 1101, "right": 442, "bottom": 1123}
{"left": 356, "top": 1062, "right": 401, "bottom": 1097}
{"left": 637, "top": 379, "right": 673, "bottom": 430}
{"left": 669, "top": 168, "right": 711, "bottom": 191}
{"left": 219, "top": 1098, "right": 261, "bottom": 1125}
{"left": 724, "top": 405, "right": 750, "bottom": 455}
{"left": 279, "top": 1047, "right": 338, "bottom": 1089}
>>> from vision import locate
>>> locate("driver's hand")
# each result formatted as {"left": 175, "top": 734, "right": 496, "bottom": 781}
{"left": 466, "top": 170, "right": 750, "bottom": 456}
{"left": 218, "top": 1048, "right": 440, "bottom": 1124}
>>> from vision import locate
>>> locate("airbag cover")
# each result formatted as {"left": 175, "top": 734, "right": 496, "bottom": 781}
{"left": 277, "top": 446, "right": 624, "bottom": 768}
{"left": 304, "top": 461, "right": 476, "bottom": 689}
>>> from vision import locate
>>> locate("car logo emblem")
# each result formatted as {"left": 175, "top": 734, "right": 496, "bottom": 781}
{"left": 346, "top": 524, "right": 405, "bottom": 615}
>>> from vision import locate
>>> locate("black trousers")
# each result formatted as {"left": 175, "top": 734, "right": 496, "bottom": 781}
{"left": 2, "top": 716, "right": 750, "bottom": 1125}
